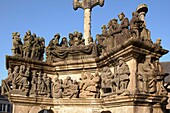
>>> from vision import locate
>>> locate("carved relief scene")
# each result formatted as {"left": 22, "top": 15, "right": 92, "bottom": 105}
{"left": 1, "top": 1, "right": 169, "bottom": 113}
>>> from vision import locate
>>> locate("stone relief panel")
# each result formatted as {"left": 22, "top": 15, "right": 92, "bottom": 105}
{"left": 137, "top": 55, "right": 167, "bottom": 96}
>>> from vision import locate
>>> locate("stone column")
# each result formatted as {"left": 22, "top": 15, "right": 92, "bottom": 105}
{"left": 73, "top": 0, "right": 105, "bottom": 45}
{"left": 84, "top": 8, "right": 91, "bottom": 45}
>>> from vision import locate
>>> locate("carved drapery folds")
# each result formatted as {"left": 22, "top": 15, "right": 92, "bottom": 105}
{"left": 46, "top": 31, "right": 98, "bottom": 62}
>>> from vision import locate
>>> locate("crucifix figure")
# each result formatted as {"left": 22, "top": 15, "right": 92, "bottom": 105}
{"left": 73, "top": 0, "right": 105, "bottom": 45}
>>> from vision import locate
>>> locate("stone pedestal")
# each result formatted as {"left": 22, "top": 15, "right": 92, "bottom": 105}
{"left": 4, "top": 37, "right": 169, "bottom": 113}
{"left": 8, "top": 94, "right": 166, "bottom": 113}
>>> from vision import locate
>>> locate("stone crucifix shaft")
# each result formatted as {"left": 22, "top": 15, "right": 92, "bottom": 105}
{"left": 73, "top": 0, "right": 105, "bottom": 45}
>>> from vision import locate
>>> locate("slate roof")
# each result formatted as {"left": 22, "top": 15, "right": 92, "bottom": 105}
{"left": 161, "top": 62, "right": 170, "bottom": 83}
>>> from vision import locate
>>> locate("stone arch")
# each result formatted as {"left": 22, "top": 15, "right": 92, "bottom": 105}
{"left": 38, "top": 109, "right": 54, "bottom": 113}
{"left": 101, "top": 110, "right": 112, "bottom": 113}
{"left": 29, "top": 106, "right": 42, "bottom": 113}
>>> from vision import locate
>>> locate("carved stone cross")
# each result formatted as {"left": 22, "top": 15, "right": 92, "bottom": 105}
{"left": 73, "top": 0, "right": 105, "bottom": 45}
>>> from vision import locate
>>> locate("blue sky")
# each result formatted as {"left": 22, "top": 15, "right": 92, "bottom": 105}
{"left": 0, "top": 1, "right": 170, "bottom": 83}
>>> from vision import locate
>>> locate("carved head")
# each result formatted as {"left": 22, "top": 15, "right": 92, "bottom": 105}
{"left": 13, "top": 66, "right": 19, "bottom": 73}
{"left": 118, "top": 57, "right": 125, "bottom": 65}
{"left": 27, "top": 30, "right": 31, "bottom": 35}
{"left": 8, "top": 68, "right": 12, "bottom": 74}
{"left": 132, "top": 11, "right": 139, "bottom": 17}
{"left": 111, "top": 19, "right": 118, "bottom": 27}
{"left": 69, "top": 33, "right": 74, "bottom": 39}
{"left": 101, "top": 25, "right": 107, "bottom": 29}
{"left": 32, "top": 33, "right": 36, "bottom": 38}
{"left": 88, "top": 36, "right": 93, "bottom": 43}
{"left": 118, "top": 12, "right": 125, "bottom": 21}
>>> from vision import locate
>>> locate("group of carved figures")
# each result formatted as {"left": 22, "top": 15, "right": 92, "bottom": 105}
{"left": 1, "top": 57, "right": 130, "bottom": 98}
{"left": 12, "top": 30, "right": 45, "bottom": 61}
{"left": 46, "top": 31, "right": 97, "bottom": 62}
{"left": 1, "top": 56, "right": 167, "bottom": 98}
{"left": 96, "top": 12, "right": 162, "bottom": 56}
{"left": 1, "top": 65, "right": 52, "bottom": 97}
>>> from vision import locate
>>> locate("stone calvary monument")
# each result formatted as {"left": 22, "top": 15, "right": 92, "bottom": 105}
{"left": 1, "top": 1, "right": 169, "bottom": 113}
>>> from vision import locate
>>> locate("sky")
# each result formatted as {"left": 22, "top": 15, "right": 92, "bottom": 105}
{"left": 0, "top": 0, "right": 170, "bottom": 83}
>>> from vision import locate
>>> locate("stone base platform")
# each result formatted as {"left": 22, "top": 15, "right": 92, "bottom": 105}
{"left": 8, "top": 94, "right": 167, "bottom": 113}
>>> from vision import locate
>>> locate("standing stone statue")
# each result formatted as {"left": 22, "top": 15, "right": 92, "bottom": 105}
{"left": 116, "top": 57, "right": 130, "bottom": 95}
{"left": 12, "top": 32, "right": 23, "bottom": 56}
{"left": 130, "top": 12, "right": 143, "bottom": 39}
{"left": 30, "top": 70, "right": 38, "bottom": 97}
{"left": 37, "top": 71, "right": 47, "bottom": 96}
{"left": 118, "top": 12, "right": 130, "bottom": 39}
{"left": 138, "top": 55, "right": 157, "bottom": 94}
{"left": 31, "top": 38, "right": 40, "bottom": 60}
{"left": 73, "top": 0, "right": 105, "bottom": 45}
{"left": 23, "top": 30, "right": 33, "bottom": 58}
{"left": 39, "top": 37, "right": 45, "bottom": 61}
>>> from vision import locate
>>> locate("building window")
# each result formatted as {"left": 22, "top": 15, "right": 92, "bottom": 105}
{"left": 0, "top": 104, "right": 11, "bottom": 112}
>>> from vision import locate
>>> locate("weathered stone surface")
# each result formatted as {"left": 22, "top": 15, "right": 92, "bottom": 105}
{"left": 1, "top": 3, "right": 169, "bottom": 113}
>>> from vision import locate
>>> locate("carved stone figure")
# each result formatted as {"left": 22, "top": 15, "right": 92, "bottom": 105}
{"left": 62, "top": 76, "right": 74, "bottom": 98}
{"left": 46, "top": 76, "right": 52, "bottom": 98}
{"left": 31, "top": 38, "right": 40, "bottom": 60}
{"left": 30, "top": 70, "right": 38, "bottom": 96}
{"left": 12, "top": 66, "right": 20, "bottom": 89}
{"left": 88, "top": 36, "right": 93, "bottom": 44}
{"left": 60, "top": 37, "right": 68, "bottom": 48}
{"left": 96, "top": 34, "right": 105, "bottom": 56}
{"left": 37, "top": 71, "right": 47, "bottom": 96}
{"left": 154, "top": 38, "right": 162, "bottom": 48}
{"left": 53, "top": 76, "right": 63, "bottom": 99}
{"left": 12, "top": 32, "right": 23, "bottom": 56}
{"left": 1, "top": 68, "right": 13, "bottom": 95}
{"left": 138, "top": 55, "right": 157, "bottom": 94}
{"left": 14, "top": 65, "right": 26, "bottom": 89}
{"left": 79, "top": 71, "right": 101, "bottom": 98}
{"left": 101, "top": 25, "right": 108, "bottom": 37}
{"left": 101, "top": 67, "right": 115, "bottom": 93}
{"left": 68, "top": 33, "right": 74, "bottom": 46}
{"left": 116, "top": 57, "right": 130, "bottom": 94}
{"left": 46, "top": 33, "right": 61, "bottom": 62}
{"left": 130, "top": 12, "right": 143, "bottom": 39}
{"left": 118, "top": 12, "right": 130, "bottom": 39}
{"left": 21, "top": 67, "right": 30, "bottom": 92}
{"left": 39, "top": 37, "right": 45, "bottom": 61}
{"left": 154, "top": 59, "right": 167, "bottom": 96}
{"left": 23, "top": 30, "right": 33, "bottom": 58}
{"left": 70, "top": 80, "right": 79, "bottom": 98}
{"left": 140, "top": 23, "right": 151, "bottom": 42}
